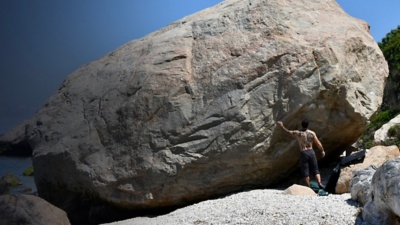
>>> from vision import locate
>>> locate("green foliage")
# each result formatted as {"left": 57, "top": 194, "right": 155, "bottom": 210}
{"left": 370, "top": 25, "right": 400, "bottom": 146}
{"left": 385, "top": 137, "right": 400, "bottom": 146}
{"left": 369, "top": 108, "right": 400, "bottom": 129}
{"left": 379, "top": 25, "right": 400, "bottom": 72}
{"left": 379, "top": 25, "right": 400, "bottom": 110}
{"left": 23, "top": 166, "right": 34, "bottom": 176}
{"left": 359, "top": 108, "right": 400, "bottom": 148}
{"left": 333, "top": 26, "right": 400, "bottom": 148}
{"left": 362, "top": 139, "right": 374, "bottom": 149}
{"left": 388, "top": 125, "right": 400, "bottom": 137}
{"left": 384, "top": 125, "right": 400, "bottom": 146}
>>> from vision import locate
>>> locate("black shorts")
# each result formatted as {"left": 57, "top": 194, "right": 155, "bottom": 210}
{"left": 300, "top": 149, "right": 320, "bottom": 177}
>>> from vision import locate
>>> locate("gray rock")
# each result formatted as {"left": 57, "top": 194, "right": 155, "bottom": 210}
{"left": 0, "top": 0, "right": 388, "bottom": 223}
{"left": 362, "top": 158, "right": 400, "bottom": 225}
{"left": 0, "top": 120, "right": 32, "bottom": 156}
{"left": 350, "top": 164, "right": 377, "bottom": 205}
{"left": 1, "top": 172, "right": 22, "bottom": 186}
{"left": 374, "top": 115, "right": 400, "bottom": 145}
{"left": 336, "top": 145, "right": 399, "bottom": 194}
{"left": 0, "top": 194, "right": 70, "bottom": 225}
{"left": 0, "top": 180, "right": 9, "bottom": 195}
{"left": 283, "top": 184, "right": 316, "bottom": 196}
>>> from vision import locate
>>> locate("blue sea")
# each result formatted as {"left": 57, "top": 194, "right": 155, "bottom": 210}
{"left": 0, "top": 156, "right": 37, "bottom": 194}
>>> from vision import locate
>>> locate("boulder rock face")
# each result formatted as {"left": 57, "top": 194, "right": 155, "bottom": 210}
{"left": 336, "top": 145, "right": 400, "bottom": 194}
{"left": 0, "top": 0, "right": 388, "bottom": 223}
{"left": 362, "top": 158, "right": 400, "bottom": 225}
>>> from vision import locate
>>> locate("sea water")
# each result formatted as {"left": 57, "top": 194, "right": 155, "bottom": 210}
{"left": 0, "top": 156, "right": 37, "bottom": 194}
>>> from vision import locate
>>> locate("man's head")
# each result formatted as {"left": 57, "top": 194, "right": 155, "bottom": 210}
{"left": 301, "top": 120, "right": 309, "bottom": 129}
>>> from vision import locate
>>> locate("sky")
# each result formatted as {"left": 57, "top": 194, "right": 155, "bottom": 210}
{"left": 0, "top": 0, "right": 399, "bottom": 135}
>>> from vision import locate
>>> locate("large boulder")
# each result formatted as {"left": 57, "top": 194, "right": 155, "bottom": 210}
{"left": 362, "top": 158, "right": 400, "bottom": 225}
{"left": 0, "top": 0, "right": 388, "bottom": 223}
{"left": 0, "top": 194, "right": 70, "bottom": 225}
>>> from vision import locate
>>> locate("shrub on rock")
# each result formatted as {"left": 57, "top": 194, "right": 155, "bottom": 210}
{"left": 1, "top": 173, "right": 22, "bottom": 187}
{"left": 23, "top": 166, "right": 34, "bottom": 176}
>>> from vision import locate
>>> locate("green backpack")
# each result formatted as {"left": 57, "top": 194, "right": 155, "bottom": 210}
{"left": 310, "top": 181, "right": 329, "bottom": 196}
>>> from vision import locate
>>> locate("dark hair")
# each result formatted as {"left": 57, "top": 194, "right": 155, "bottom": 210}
{"left": 301, "top": 120, "right": 309, "bottom": 128}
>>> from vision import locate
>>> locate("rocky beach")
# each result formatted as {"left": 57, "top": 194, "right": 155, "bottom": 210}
{"left": 100, "top": 164, "right": 364, "bottom": 225}
{"left": 103, "top": 190, "right": 362, "bottom": 225}
{"left": 105, "top": 153, "right": 400, "bottom": 225}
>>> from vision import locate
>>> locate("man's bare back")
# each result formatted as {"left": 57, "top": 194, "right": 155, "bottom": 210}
{"left": 277, "top": 121, "right": 324, "bottom": 155}
{"left": 292, "top": 130, "right": 316, "bottom": 151}
{"left": 277, "top": 120, "right": 325, "bottom": 187}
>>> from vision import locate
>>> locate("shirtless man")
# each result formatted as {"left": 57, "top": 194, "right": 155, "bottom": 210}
{"left": 277, "top": 120, "right": 325, "bottom": 188}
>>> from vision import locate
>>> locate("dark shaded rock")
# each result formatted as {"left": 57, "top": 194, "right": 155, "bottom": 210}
{"left": 0, "top": 120, "right": 33, "bottom": 156}
{"left": 0, "top": 194, "right": 70, "bottom": 225}
{"left": 0, "top": 180, "right": 9, "bottom": 195}
{"left": 1, "top": 172, "right": 22, "bottom": 186}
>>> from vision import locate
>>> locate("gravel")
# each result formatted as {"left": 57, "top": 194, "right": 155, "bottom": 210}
{"left": 102, "top": 163, "right": 368, "bottom": 225}
{"left": 102, "top": 189, "right": 365, "bottom": 225}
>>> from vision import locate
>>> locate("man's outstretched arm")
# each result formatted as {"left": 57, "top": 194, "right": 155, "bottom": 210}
{"left": 277, "top": 121, "right": 293, "bottom": 135}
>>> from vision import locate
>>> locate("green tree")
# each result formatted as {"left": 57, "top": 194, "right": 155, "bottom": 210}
{"left": 379, "top": 25, "right": 400, "bottom": 71}
{"left": 379, "top": 25, "right": 400, "bottom": 110}
{"left": 358, "top": 26, "right": 400, "bottom": 148}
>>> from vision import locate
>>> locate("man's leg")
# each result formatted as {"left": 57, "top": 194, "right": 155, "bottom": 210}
{"left": 300, "top": 151, "right": 310, "bottom": 187}
{"left": 304, "top": 176, "right": 310, "bottom": 187}
{"left": 316, "top": 173, "right": 323, "bottom": 188}
{"left": 309, "top": 150, "right": 324, "bottom": 188}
